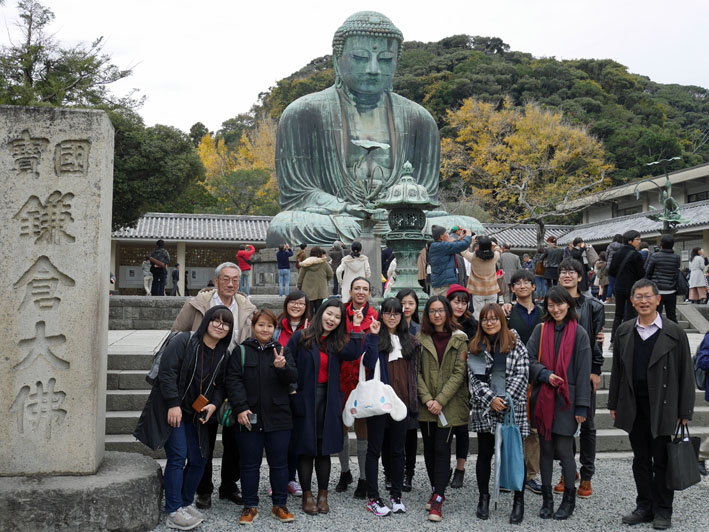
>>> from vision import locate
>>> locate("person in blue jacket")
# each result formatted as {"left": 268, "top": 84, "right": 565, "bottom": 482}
{"left": 285, "top": 298, "right": 378, "bottom": 516}
{"left": 695, "top": 332, "right": 709, "bottom": 476}
{"left": 428, "top": 225, "right": 473, "bottom": 297}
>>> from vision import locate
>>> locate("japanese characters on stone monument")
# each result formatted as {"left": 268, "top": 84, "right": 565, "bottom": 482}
{"left": 0, "top": 106, "right": 114, "bottom": 476}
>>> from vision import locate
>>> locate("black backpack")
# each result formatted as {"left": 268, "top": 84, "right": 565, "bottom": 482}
{"left": 145, "top": 331, "right": 195, "bottom": 385}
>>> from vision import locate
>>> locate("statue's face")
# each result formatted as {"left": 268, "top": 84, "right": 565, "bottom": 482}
{"left": 338, "top": 35, "right": 398, "bottom": 95}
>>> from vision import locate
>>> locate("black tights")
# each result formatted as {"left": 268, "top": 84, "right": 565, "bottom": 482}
{"left": 476, "top": 432, "right": 525, "bottom": 495}
{"left": 382, "top": 427, "right": 418, "bottom": 476}
{"left": 298, "top": 439, "right": 330, "bottom": 492}
{"left": 540, "top": 435, "right": 575, "bottom": 488}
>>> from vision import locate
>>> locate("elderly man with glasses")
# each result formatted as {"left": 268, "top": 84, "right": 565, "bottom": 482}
{"left": 172, "top": 261, "right": 257, "bottom": 511}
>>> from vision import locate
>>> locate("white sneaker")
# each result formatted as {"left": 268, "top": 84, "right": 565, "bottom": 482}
{"left": 367, "top": 498, "right": 392, "bottom": 517}
{"left": 288, "top": 480, "right": 303, "bottom": 496}
{"left": 166, "top": 507, "right": 202, "bottom": 530}
{"left": 390, "top": 496, "right": 406, "bottom": 514}
{"left": 183, "top": 504, "right": 205, "bottom": 521}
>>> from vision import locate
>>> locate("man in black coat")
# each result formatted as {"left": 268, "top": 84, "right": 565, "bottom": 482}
{"left": 608, "top": 230, "right": 645, "bottom": 344}
{"left": 645, "top": 234, "right": 681, "bottom": 323}
{"left": 557, "top": 258, "right": 605, "bottom": 498}
{"left": 608, "top": 279, "right": 695, "bottom": 530}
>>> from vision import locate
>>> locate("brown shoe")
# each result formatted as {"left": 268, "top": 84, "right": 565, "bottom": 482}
{"left": 553, "top": 472, "right": 579, "bottom": 494}
{"left": 239, "top": 507, "right": 258, "bottom": 525}
{"left": 316, "top": 489, "right": 330, "bottom": 514}
{"left": 578, "top": 480, "right": 592, "bottom": 498}
{"left": 272, "top": 506, "right": 295, "bottom": 522}
{"left": 302, "top": 491, "right": 318, "bottom": 515}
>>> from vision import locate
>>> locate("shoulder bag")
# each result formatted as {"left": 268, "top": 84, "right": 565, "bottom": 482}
{"left": 342, "top": 357, "right": 407, "bottom": 427}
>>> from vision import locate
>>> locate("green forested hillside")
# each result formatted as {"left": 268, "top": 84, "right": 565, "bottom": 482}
{"left": 256, "top": 35, "right": 708, "bottom": 184}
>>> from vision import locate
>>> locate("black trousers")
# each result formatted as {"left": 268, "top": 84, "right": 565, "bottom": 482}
{"left": 382, "top": 427, "right": 417, "bottom": 477}
{"left": 453, "top": 423, "right": 470, "bottom": 461}
{"left": 611, "top": 290, "right": 637, "bottom": 342}
{"left": 628, "top": 396, "right": 673, "bottom": 519}
{"left": 366, "top": 415, "right": 407, "bottom": 499}
{"left": 578, "top": 389, "right": 597, "bottom": 481}
{"left": 477, "top": 431, "right": 525, "bottom": 495}
{"left": 657, "top": 293, "right": 678, "bottom": 323}
{"left": 420, "top": 421, "right": 455, "bottom": 497}
{"left": 540, "top": 434, "right": 575, "bottom": 487}
{"left": 196, "top": 422, "right": 240, "bottom": 496}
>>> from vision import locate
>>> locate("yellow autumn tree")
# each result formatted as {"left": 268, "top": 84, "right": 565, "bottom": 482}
{"left": 442, "top": 99, "right": 613, "bottom": 245}
{"left": 197, "top": 117, "right": 279, "bottom": 215}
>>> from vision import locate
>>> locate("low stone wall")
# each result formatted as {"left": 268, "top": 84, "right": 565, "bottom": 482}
{"left": 109, "top": 295, "right": 286, "bottom": 329}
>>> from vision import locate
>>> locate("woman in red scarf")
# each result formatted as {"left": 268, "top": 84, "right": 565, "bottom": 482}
{"left": 526, "top": 286, "right": 591, "bottom": 521}
{"left": 336, "top": 276, "right": 378, "bottom": 498}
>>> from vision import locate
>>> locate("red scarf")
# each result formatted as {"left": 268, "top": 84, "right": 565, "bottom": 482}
{"left": 534, "top": 319, "right": 576, "bottom": 440}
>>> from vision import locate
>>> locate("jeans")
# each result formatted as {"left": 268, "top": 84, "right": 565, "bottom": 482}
{"left": 658, "top": 293, "right": 677, "bottom": 323}
{"left": 164, "top": 421, "right": 207, "bottom": 513}
{"left": 629, "top": 396, "right": 673, "bottom": 518}
{"left": 240, "top": 270, "right": 251, "bottom": 295}
{"left": 420, "top": 421, "right": 455, "bottom": 497}
{"left": 607, "top": 275, "right": 615, "bottom": 300}
{"left": 366, "top": 414, "right": 407, "bottom": 500}
{"left": 151, "top": 269, "right": 167, "bottom": 296}
{"left": 197, "top": 423, "right": 240, "bottom": 497}
{"left": 278, "top": 269, "right": 290, "bottom": 297}
{"left": 238, "top": 429, "right": 291, "bottom": 507}
{"left": 535, "top": 276, "right": 546, "bottom": 300}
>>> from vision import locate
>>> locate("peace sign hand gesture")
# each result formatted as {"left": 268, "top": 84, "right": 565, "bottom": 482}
{"left": 273, "top": 346, "right": 286, "bottom": 369}
{"left": 369, "top": 319, "right": 381, "bottom": 334}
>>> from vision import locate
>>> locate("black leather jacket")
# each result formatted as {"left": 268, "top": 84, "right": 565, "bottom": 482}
{"left": 574, "top": 294, "right": 605, "bottom": 375}
{"left": 645, "top": 249, "right": 680, "bottom": 291}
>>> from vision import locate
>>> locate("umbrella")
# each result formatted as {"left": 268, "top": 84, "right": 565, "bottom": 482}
{"left": 492, "top": 421, "right": 503, "bottom": 510}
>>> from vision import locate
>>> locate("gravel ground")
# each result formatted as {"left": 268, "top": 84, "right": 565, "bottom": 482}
{"left": 151, "top": 456, "right": 709, "bottom": 531}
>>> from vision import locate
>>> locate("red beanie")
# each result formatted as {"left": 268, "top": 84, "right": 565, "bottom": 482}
{"left": 446, "top": 284, "right": 469, "bottom": 299}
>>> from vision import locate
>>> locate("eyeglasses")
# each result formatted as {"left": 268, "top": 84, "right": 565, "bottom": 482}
{"left": 428, "top": 308, "right": 446, "bottom": 316}
{"left": 481, "top": 316, "right": 500, "bottom": 324}
{"left": 632, "top": 294, "right": 658, "bottom": 301}
{"left": 559, "top": 270, "right": 578, "bottom": 277}
{"left": 219, "top": 276, "right": 240, "bottom": 286}
{"left": 288, "top": 301, "right": 306, "bottom": 307}
{"left": 513, "top": 280, "right": 532, "bottom": 287}
{"left": 382, "top": 312, "right": 401, "bottom": 318}
{"left": 211, "top": 319, "right": 231, "bottom": 330}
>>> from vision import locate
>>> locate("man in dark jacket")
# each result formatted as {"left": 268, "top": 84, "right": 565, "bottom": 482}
{"left": 428, "top": 225, "right": 473, "bottom": 296}
{"left": 645, "top": 234, "right": 681, "bottom": 323}
{"left": 608, "top": 230, "right": 645, "bottom": 343}
{"left": 558, "top": 258, "right": 605, "bottom": 498}
{"left": 608, "top": 279, "right": 694, "bottom": 530}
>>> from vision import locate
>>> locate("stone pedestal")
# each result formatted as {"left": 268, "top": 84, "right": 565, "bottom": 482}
{"left": 0, "top": 452, "right": 162, "bottom": 532}
{"left": 0, "top": 106, "right": 113, "bottom": 475}
{"left": 358, "top": 218, "right": 382, "bottom": 297}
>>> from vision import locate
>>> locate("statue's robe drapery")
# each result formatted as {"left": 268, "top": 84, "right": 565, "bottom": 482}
{"left": 266, "top": 86, "right": 441, "bottom": 247}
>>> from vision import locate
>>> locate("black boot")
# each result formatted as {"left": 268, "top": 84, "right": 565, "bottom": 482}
{"left": 335, "top": 470, "right": 353, "bottom": 493}
{"left": 553, "top": 487, "right": 576, "bottom": 520}
{"left": 450, "top": 469, "right": 465, "bottom": 489}
{"left": 476, "top": 493, "right": 490, "bottom": 520}
{"left": 509, "top": 490, "right": 524, "bottom": 524}
{"left": 539, "top": 486, "right": 554, "bottom": 519}
{"left": 402, "top": 471, "right": 413, "bottom": 492}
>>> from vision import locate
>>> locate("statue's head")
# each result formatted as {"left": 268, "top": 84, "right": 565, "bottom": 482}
{"left": 332, "top": 11, "right": 403, "bottom": 97}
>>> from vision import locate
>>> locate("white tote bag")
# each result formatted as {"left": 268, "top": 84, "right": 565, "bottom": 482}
{"left": 342, "top": 357, "right": 407, "bottom": 427}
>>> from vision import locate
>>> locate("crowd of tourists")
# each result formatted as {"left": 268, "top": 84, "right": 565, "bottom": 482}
{"left": 133, "top": 227, "right": 704, "bottom": 531}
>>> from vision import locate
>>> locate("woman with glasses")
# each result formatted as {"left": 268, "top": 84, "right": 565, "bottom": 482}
{"left": 227, "top": 309, "right": 298, "bottom": 524}
{"left": 135, "top": 306, "right": 234, "bottom": 531}
{"left": 362, "top": 298, "right": 419, "bottom": 517}
{"left": 417, "top": 296, "right": 470, "bottom": 522}
{"left": 273, "top": 290, "right": 310, "bottom": 497}
{"left": 286, "top": 299, "right": 377, "bottom": 516}
{"left": 526, "top": 286, "right": 591, "bottom": 521}
{"left": 445, "top": 284, "right": 479, "bottom": 489}
{"left": 468, "top": 303, "right": 529, "bottom": 524}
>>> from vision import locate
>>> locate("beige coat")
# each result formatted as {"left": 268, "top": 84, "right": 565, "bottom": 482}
{"left": 297, "top": 256, "right": 333, "bottom": 300}
{"left": 171, "top": 289, "right": 256, "bottom": 351}
{"left": 462, "top": 249, "right": 501, "bottom": 296}
{"left": 336, "top": 254, "right": 371, "bottom": 302}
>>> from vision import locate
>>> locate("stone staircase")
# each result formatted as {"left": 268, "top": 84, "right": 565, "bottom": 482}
{"left": 105, "top": 329, "right": 709, "bottom": 458}
{"left": 602, "top": 302, "right": 699, "bottom": 333}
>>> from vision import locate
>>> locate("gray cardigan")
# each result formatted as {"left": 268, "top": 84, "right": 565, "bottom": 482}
{"left": 526, "top": 321, "right": 592, "bottom": 437}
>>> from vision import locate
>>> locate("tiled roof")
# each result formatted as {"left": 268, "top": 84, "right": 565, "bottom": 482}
{"left": 112, "top": 213, "right": 271, "bottom": 242}
{"left": 482, "top": 224, "right": 573, "bottom": 249}
{"left": 558, "top": 199, "right": 709, "bottom": 244}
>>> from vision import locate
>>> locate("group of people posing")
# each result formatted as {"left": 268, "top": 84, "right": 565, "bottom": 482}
{"left": 135, "top": 227, "right": 696, "bottom": 530}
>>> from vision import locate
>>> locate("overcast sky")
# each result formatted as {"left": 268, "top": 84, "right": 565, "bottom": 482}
{"left": 1, "top": 0, "right": 707, "bottom": 133}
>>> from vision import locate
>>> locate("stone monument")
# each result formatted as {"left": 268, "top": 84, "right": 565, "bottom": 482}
{"left": 266, "top": 11, "right": 482, "bottom": 249}
{"left": 0, "top": 106, "right": 161, "bottom": 531}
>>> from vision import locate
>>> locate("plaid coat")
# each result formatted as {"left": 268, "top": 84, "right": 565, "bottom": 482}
{"left": 467, "top": 330, "right": 530, "bottom": 436}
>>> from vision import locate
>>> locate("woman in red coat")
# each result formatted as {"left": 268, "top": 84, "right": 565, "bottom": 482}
{"left": 335, "top": 277, "right": 378, "bottom": 498}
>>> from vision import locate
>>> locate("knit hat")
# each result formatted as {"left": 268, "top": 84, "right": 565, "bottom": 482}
{"left": 446, "top": 284, "right": 470, "bottom": 299}
{"left": 431, "top": 225, "right": 446, "bottom": 241}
